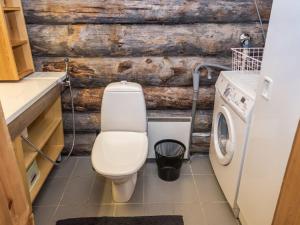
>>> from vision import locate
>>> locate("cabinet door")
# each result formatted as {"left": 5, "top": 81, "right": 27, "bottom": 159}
{"left": 0, "top": 101, "right": 34, "bottom": 225}
{"left": 272, "top": 121, "right": 300, "bottom": 225}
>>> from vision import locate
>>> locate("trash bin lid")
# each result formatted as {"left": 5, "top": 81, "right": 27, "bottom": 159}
{"left": 155, "top": 139, "right": 185, "bottom": 157}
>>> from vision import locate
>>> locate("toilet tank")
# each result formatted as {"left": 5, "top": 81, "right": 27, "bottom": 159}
{"left": 101, "top": 81, "right": 147, "bottom": 133}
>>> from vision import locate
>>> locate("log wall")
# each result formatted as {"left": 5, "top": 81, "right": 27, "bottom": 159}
{"left": 24, "top": 0, "right": 273, "bottom": 155}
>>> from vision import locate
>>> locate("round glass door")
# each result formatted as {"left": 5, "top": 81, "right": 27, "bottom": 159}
{"left": 213, "top": 106, "right": 235, "bottom": 165}
{"left": 218, "top": 114, "right": 229, "bottom": 156}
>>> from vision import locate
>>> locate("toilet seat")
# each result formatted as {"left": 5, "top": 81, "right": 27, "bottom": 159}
{"left": 91, "top": 131, "right": 148, "bottom": 177}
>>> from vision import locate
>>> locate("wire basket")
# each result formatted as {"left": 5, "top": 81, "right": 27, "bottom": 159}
{"left": 231, "top": 48, "right": 264, "bottom": 71}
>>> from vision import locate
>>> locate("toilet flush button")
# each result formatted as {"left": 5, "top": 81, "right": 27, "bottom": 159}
{"left": 121, "top": 80, "right": 128, "bottom": 85}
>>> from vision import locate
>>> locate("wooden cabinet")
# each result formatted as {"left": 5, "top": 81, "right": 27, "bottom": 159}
{"left": 13, "top": 96, "right": 64, "bottom": 203}
{"left": 272, "top": 122, "right": 300, "bottom": 225}
{"left": 0, "top": 0, "right": 34, "bottom": 80}
{"left": 0, "top": 101, "right": 34, "bottom": 225}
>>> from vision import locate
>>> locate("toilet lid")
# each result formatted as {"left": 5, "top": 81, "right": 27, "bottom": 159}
{"left": 91, "top": 131, "right": 148, "bottom": 177}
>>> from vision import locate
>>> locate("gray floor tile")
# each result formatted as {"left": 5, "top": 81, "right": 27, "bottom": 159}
{"left": 33, "top": 156, "right": 236, "bottom": 224}
{"left": 144, "top": 175, "right": 198, "bottom": 204}
{"left": 181, "top": 161, "right": 193, "bottom": 175}
{"left": 33, "top": 206, "right": 56, "bottom": 225}
{"left": 203, "top": 202, "right": 238, "bottom": 225}
{"left": 88, "top": 174, "right": 143, "bottom": 204}
{"left": 144, "top": 203, "right": 174, "bottom": 216}
{"left": 127, "top": 174, "right": 144, "bottom": 203}
{"left": 72, "top": 157, "right": 95, "bottom": 177}
{"left": 191, "top": 155, "right": 213, "bottom": 174}
{"left": 51, "top": 205, "right": 85, "bottom": 225}
{"left": 194, "top": 175, "right": 226, "bottom": 203}
{"left": 83, "top": 204, "right": 115, "bottom": 217}
{"left": 174, "top": 203, "right": 207, "bottom": 225}
{"left": 143, "top": 161, "right": 192, "bottom": 176}
{"left": 115, "top": 204, "right": 145, "bottom": 216}
{"left": 88, "top": 175, "right": 114, "bottom": 204}
{"left": 61, "top": 176, "right": 94, "bottom": 205}
{"left": 142, "top": 161, "right": 156, "bottom": 176}
{"left": 138, "top": 165, "right": 144, "bottom": 175}
{"left": 49, "top": 157, "right": 78, "bottom": 178}
{"left": 34, "top": 177, "right": 68, "bottom": 206}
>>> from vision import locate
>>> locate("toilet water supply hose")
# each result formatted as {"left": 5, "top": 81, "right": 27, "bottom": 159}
{"left": 21, "top": 58, "right": 76, "bottom": 166}
{"left": 189, "top": 64, "right": 230, "bottom": 156}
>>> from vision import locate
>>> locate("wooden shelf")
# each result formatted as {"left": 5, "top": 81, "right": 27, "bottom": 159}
{"left": 13, "top": 44, "right": 34, "bottom": 78}
{"left": 23, "top": 146, "right": 38, "bottom": 170}
{"left": 0, "top": 2, "right": 34, "bottom": 80}
{"left": 23, "top": 118, "right": 61, "bottom": 169}
{"left": 11, "top": 96, "right": 64, "bottom": 206}
{"left": 30, "top": 144, "right": 64, "bottom": 201}
{"left": 28, "top": 118, "right": 61, "bottom": 151}
{"left": 18, "top": 68, "right": 34, "bottom": 78}
{"left": 22, "top": 97, "right": 63, "bottom": 169}
{"left": 11, "top": 39, "right": 27, "bottom": 47}
{"left": 3, "top": 6, "right": 20, "bottom": 12}
{"left": 30, "top": 122, "right": 64, "bottom": 201}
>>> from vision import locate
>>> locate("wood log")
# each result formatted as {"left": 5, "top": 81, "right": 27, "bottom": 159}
{"left": 190, "top": 132, "right": 211, "bottom": 153}
{"left": 63, "top": 112, "right": 100, "bottom": 133}
{"left": 61, "top": 86, "right": 215, "bottom": 111}
{"left": 190, "top": 146, "right": 209, "bottom": 154}
{"left": 28, "top": 23, "right": 266, "bottom": 57}
{"left": 62, "top": 88, "right": 104, "bottom": 112}
{"left": 63, "top": 110, "right": 213, "bottom": 133}
{"left": 34, "top": 56, "right": 230, "bottom": 87}
{"left": 63, "top": 132, "right": 211, "bottom": 156}
{"left": 23, "top": 0, "right": 272, "bottom": 24}
{"left": 144, "top": 86, "right": 214, "bottom": 110}
{"left": 63, "top": 133, "right": 96, "bottom": 156}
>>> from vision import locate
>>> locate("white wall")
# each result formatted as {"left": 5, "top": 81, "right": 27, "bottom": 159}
{"left": 237, "top": 1, "right": 300, "bottom": 225}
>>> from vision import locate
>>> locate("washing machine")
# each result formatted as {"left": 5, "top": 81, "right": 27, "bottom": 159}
{"left": 209, "top": 71, "right": 259, "bottom": 216}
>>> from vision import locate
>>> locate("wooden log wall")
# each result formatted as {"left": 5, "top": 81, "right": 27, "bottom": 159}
{"left": 24, "top": 0, "right": 273, "bottom": 155}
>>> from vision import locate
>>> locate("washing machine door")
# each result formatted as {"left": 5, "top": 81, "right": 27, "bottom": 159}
{"left": 213, "top": 105, "right": 235, "bottom": 165}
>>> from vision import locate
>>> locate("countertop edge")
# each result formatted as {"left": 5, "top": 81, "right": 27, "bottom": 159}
{"left": 4, "top": 72, "right": 66, "bottom": 124}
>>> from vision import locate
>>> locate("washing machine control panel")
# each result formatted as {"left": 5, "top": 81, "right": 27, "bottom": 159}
{"left": 217, "top": 77, "right": 255, "bottom": 121}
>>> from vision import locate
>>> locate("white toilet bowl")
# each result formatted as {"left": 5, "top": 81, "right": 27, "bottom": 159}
{"left": 109, "top": 173, "right": 137, "bottom": 203}
{"left": 91, "top": 81, "right": 148, "bottom": 203}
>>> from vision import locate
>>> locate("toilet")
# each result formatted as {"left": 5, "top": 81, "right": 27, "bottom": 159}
{"left": 91, "top": 81, "right": 148, "bottom": 203}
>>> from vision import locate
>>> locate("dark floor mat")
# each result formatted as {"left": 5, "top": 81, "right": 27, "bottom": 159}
{"left": 56, "top": 216, "right": 184, "bottom": 225}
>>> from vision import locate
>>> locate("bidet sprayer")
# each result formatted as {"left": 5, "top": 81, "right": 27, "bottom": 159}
{"left": 64, "top": 57, "right": 69, "bottom": 75}
{"left": 63, "top": 57, "right": 71, "bottom": 86}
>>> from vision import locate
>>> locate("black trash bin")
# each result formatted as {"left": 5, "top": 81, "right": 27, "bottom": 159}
{"left": 154, "top": 139, "right": 186, "bottom": 181}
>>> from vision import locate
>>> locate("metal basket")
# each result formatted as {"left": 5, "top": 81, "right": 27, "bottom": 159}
{"left": 231, "top": 48, "right": 264, "bottom": 71}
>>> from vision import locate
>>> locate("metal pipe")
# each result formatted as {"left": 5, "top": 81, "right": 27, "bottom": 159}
{"left": 189, "top": 64, "right": 230, "bottom": 157}
{"left": 253, "top": 0, "right": 266, "bottom": 41}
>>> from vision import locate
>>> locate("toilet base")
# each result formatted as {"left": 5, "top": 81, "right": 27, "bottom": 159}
{"left": 111, "top": 173, "right": 137, "bottom": 202}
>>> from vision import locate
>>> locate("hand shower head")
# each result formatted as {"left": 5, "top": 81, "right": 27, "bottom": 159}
{"left": 64, "top": 57, "right": 69, "bottom": 73}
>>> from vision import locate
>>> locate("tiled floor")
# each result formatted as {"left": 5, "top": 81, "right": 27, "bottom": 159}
{"left": 33, "top": 155, "right": 238, "bottom": 225}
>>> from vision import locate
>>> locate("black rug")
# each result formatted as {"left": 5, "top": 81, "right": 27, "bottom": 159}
{"left": 56, "top": 216, "right": 184, "bottom": 225}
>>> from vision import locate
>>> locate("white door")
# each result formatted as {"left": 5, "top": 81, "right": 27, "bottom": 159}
{"left": 213, "top": 105, "right": 235, "bottom": 166}
{"left": 237, "top": 1, "right": 300, "bottom": 225}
